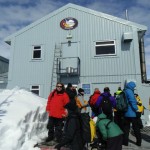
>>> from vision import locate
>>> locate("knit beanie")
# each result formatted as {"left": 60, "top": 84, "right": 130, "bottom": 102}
{"left": 78, "top": 88, "right": 84, "bottom": 93}
{"left": 67, "top": 83, "right": 72, "bottom": 88}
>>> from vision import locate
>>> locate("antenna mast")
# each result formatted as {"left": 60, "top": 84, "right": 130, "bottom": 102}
{"left": 125, "top": 9, "right": 129, "bottom": 20}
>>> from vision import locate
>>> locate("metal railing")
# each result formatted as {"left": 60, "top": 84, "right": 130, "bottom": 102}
{"left": 57, "top": 57, "right": 80, "bottom": 76}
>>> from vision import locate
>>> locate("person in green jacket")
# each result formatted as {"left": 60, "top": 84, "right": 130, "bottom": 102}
{"left": 96, "top": 113, "right": 123, "bottom": 150}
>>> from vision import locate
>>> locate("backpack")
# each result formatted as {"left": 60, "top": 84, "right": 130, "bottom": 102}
{"left": 79, "top": 113, "right": 91, "bottom": 143}
{"left": 115, "top": 91, "right": 128, "bottom": 112}
{"left": 100, "top": 95, "right": 112, "bottom": 114}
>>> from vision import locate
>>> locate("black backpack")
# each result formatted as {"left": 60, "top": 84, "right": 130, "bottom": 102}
{"left": 100, "top": 95, "right": 112, "bottom": 114}
{"left": 115, "top": 91, "right": 128, "bottom": 112}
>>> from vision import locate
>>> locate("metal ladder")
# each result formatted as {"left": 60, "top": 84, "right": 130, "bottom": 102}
{"left": 50, "top": 44, "right": 62, "bottom": 91}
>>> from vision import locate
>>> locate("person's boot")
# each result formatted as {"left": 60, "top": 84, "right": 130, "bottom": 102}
{"left": 45, "top": 136, "right": 53, "bottom": 142}
{"left": 136, "top": 141, "right": 141, "bottom": 146}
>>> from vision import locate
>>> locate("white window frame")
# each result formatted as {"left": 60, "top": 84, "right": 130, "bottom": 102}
{"left": 32, "top": 45, "right": 42, "bottom": 60}
{"left": 95, "top": 40, "right": 116, "bottom": 56}
{"left": 30, "top": 85, "right": 40, "bottom": 96}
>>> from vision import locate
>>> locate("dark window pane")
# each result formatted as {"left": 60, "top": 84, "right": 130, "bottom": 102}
{"left": 34, "top": 46, "right": 41, "bottom": 49}
{"left": 31, "top": 90, "right": 39, "bottom": 95}
{"left": 96, "top": 41, "right": 114, "bottom": 45}
{"left": 33, "top": 50, "right": 41, "bottom": 58}
{"left": 96, "top": 45, "right": 115, "bottom": 55}
{"left": 32, "top": 86, "right": 39, "bottom": 89}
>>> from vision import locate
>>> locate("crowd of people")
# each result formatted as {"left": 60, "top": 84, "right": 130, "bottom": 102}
{"left": 45, "top": 81, "right": 144, "bottom": 150}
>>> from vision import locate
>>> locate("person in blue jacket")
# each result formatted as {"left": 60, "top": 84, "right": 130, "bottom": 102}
{"left": 123, "top": 81, "right": 142, "bottom": 146}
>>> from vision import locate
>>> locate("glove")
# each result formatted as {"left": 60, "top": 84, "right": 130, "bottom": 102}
{"left": 137, "top": 102, "right": 142, "bottom": 106}
{"left": 54, "top": 144, "right": 61, "bottom": 150}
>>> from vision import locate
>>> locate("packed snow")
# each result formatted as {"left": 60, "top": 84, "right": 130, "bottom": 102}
{"left": 0, "top": 87, "right": 48, "bottom": 150}
{"left": 0, "top": 87, "right": 150, "bottom": 150}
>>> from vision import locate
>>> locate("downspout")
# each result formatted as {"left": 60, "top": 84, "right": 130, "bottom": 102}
{"left": 139, "top": 35, "right": 147, "bottom": 83}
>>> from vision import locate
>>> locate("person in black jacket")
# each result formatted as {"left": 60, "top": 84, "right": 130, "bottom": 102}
{"left": 54, "top": 109, "right": 84, "bottom": 150}
{"left": 65, "top": 83, "right": 78, "bottom": 111}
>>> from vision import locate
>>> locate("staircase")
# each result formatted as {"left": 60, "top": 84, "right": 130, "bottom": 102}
{"left": 50, "top": 44, "right": 62, "bottom": 91}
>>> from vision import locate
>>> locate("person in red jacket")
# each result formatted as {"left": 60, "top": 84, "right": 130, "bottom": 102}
{"left": 46, "top": 82, "right": 70, "bottom": 143}
{"left": 89, "top": 88, "right": 101, "bottom": 118}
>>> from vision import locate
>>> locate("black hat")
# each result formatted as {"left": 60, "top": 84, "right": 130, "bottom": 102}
{"left": 78, "top": 88, "right": 84, "bottom": 93}
{"left": 118, "top": 87, "right": 122, "bottom": 90}
{"left": 104, "top": 87, "right": 110, "bottom": 92}
{"left": 67, "top": 83, "right": 72, "bottom": 88}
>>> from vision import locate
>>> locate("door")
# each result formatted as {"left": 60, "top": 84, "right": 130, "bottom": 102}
{"left": 61, "top": 42, "right": 79, "bottom": 71}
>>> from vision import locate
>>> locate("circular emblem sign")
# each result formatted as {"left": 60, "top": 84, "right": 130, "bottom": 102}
{"left": 60, "top": 17, "right": 78, "bottom": 30}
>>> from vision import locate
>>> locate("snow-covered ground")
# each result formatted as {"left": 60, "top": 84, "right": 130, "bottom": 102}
{"left": 0, "top": 87, "right": 48, "bottom": 150}
{"left": 0, "top": 87, "right": 150, "bottom": 150}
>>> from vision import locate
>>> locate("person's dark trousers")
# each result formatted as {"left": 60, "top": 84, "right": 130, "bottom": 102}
{"left": 123, "top": 117, "right": 141, "bottom": 146}
{"left": 107, "top": 134, "right": 123, "bottom": 150}
{"left": 47, "top": 117, "right": 64, "bottom": 142}
{"left": 96, "top": 128, "right": 107, "bottom": 148}
{"left": 114, "top": 112, "right": 125, "bottom": 132}
{"left": 136, "top": 112, "right": 143, "bottom": 129}
{"left": 137, "top": 117, "right": 143, "bottom": 129}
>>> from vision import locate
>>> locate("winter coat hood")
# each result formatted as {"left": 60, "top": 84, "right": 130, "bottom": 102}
{"left": 94, "top": 90, "right": 101, "bottom": 94}
{"left": 115, "top": 90, "right": 122, "bottom": 95}
{"left": 101, "top": 92, "right": 111, "bottom": 97}
{"left": 97, "top": 113, "right": 107, "bottom": 120}
{"left": 126, "top": 81, "right": 136, "bottom": 90}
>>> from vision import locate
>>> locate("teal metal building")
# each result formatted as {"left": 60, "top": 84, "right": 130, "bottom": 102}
{"left": 5, "top": 3, "right": 150, "bottom": 123}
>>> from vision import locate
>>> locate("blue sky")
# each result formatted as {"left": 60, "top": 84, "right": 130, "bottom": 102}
{"left": 0, "top": 0, "right": 150, "bottom": 79}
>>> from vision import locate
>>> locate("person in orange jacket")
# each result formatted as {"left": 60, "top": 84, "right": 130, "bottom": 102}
{"left": 46, "top": 82, "right": 70, "bottom": 143}
{"left": 75, "top": 88, "right": 88, "bottom": 113}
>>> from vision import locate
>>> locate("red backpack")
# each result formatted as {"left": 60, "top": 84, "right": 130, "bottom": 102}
{"left": 88, "top": 91, "right": 101, "bottom": 114}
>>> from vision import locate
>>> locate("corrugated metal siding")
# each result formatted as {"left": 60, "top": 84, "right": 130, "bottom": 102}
{"left": 71, "top": 8, "right": 135, "bottom": 80}
{"left": 7, "top": 6, "right": 148, "bottom": 98}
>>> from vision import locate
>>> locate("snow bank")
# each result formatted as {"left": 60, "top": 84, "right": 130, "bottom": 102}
{"left": 0, "top": 87, "right": 48, "bottom": 150}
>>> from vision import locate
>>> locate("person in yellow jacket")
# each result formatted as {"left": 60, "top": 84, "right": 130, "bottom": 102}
{"left": 135, "top": 94, "right": 144, "bottom": 114}
{"left": 75, "top": 88, "right": 88, "bottom": 113}
{"left": 134, "top": 93, "right": 144, "bottom": 129}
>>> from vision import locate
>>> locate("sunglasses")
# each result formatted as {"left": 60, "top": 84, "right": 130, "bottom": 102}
{"left": 56, "top": 86, "right": 63, "bottom": 88}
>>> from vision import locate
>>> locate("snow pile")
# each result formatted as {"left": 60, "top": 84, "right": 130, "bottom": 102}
{"left": 0, "top": 87, "right": 48, "bottom": 150}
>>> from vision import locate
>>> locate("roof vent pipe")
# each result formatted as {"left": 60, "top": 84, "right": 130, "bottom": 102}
{"left": 125, "top": 9, "right": 129, "bottom": 20}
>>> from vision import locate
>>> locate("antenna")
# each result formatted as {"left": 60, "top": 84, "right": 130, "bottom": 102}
{"left": 125, "top": 9, "right": 129, "bottom": 20}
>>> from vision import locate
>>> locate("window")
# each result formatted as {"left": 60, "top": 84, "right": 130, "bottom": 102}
{"left": 32, "top": 46, "right": 42, "bottom": 59}
{"left": 30, "top": 85, "right": 40, "bottom": 95}
{"left": 95, "top": 41, "right": 116, "bottom": 56}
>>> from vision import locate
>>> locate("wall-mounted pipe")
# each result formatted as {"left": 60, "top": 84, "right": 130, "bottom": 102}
{"left": 139, "top": 37, "right": 147, "bottom": 82}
